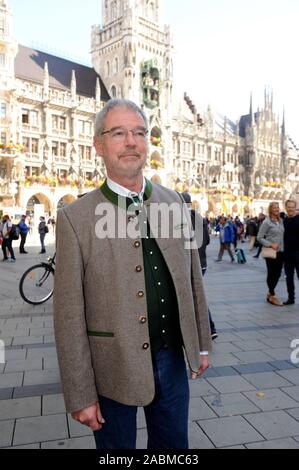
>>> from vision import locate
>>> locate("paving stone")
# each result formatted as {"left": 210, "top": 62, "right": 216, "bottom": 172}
{"left": 12, "top": 336, "right": 44, "bottom": 347}
{"left": 233, "top": 351, "right": 274, "bottom": 363}
{"left": 261, "top": 337, "right": 293, "bottom": 348}
{"left": 210, "top": 354, "right": 243, "bottom": 367}
{"left": 281, "top": 386, "right": 299, "bottom": 403}
{"left": 189, "top": 397, "right": 218, "bottom": 420}
{"left": 42, "top": 394, "right": 65, "bottom": 415}
{"left": 261, "top": 329, "right": 291, "bottom": 339}
{"left": 232, "top": 340, "right": 268, "bottom": 351}
{"left": 200, "top": 367, "right": 218, "bottom": 378}
{"left": 0, "top": 328, "right": 29, "bottom": 337}
{"left": 26, "top": 347, "right": 57, "bottom": 359}
{"left": 14, "top": 413, "right": 68, "bottom": 446}
{"left": 0, "top": 396, "right": 41, "bottom": 420}
{"left": 4, "top": 358, "right": 42, "bottom": 373}
{"left": 41, "top": 436, "right": 95, "bottom": 449}
{"left": 206, "top": 376, "right": 256, "bottom": 394}
{"left": 202, "top": 392, "right": 260, "bottom": 417}
{"left": 6, "top": 443, "right": 41, "bottom": 449}
{"left": 13, "top": 383, "right": 62, "bottom": 399}
{"left": 218, "top": 445, "right": 246, "bottom": 449}
{"left": 0, "top": 420, "right": 14, "bottom": 448}
{"left": 188, "top": 421, "right": 215, "bottom": 449}
{"left": 0, "top": 388, "right": 13, "bottom": 400}
{"left": 244, "top": 388, "right": 299, "bottom": 411}
{"left": 0, "top": 372, "right": 23, "bottom": 389}
{"left": 245, "top": 410, "right": 299, "bottom": 439}
{"left": 233, "top": 331, "right": 268, "bottom": 341}
{"left": 198, "top": 416, "right": 264, "bottom": 447}
{"left": 5, "top": 349, "right": 26, "bottom": 361}
{"left": 29, "top": 328, "right": 54, "bottom": 336}
{"left": 213, "top": 366, "right": 239, "bottom": 377}
{"left": 211, "top": 333, "right": 241, "bottom": 343}
{"left": 23, "top": 369, "right": 60, "bottom": 386}
{"left": 212, "top": 343, "right": 243, "bottom": 354}
{"left": 67, "top": 414, "right": 93, "bottom": 438}
{"left": 269, "top": 360, "right": 295, "bottom": 370}
{"left": 189, "top": 378, "right": 218, "bottom": 398}
{"left": 242, "top": 371, "right": 294, "bottom": 389}
{"left": 285, "top": 408, "right": 299, "bottom": 421}
{"left": 264, "top": 348, "right": 293, "bottom": 361}
{"left": 43, "top": 357, "right": 59, "bottom": 370}
{"left": 232, "top": 362, "right": 275, "bottom": 374}
{"left": 245, "top": 438, "right": 299, "bottom": 449}
{"left": 276, "top": 369, "right": 299, "bottom": 385}
{"left": 137, "top": 407, "right": 146, "bottom": 429}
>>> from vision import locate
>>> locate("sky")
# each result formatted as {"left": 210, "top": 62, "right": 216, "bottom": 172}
{"left": 9, "top": 0, "right": 299, "bottom": 144}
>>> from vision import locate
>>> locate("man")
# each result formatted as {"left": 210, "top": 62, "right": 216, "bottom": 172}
{"left": 215, "top": 216, "right": 235, "bottom": 262}
{"left": 1, "top": 215, "right": 16, "bottom": 262}
{"left": 53, "top": 99, "right": 211, "bottom": 450}
{"left": 283, "top": 199, "right": 299, "bottom": 305}
{"left": 19, "top": 215, "right": 29, "bottom": 254}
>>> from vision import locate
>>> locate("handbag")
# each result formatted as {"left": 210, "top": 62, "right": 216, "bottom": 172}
{"left": 261, "top": 246, "right": 277, "bottom": 259}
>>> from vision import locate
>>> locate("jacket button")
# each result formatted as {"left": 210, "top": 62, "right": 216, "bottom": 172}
{"left": 134, "top": 241, "right": 141, "bottom": 248}
{"left": 135, "top": 265, "right": 142, "bottom": 272}
{"left": 137, "top": 291, "right": 144, "bottom": 298}
{"left": 139, "top": 316, "right": 147, "bottom": 324}
{"left": 142, "top": 343, "right": 149, "bottom": 350}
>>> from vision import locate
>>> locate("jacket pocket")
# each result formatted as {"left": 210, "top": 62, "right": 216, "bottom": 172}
{"left": 87, "top": 330, "right": 114, "bottom": 337}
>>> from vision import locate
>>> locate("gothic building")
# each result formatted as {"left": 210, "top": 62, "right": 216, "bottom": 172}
{"left": 0, "top": 0, "right": 298, "bottom": 219}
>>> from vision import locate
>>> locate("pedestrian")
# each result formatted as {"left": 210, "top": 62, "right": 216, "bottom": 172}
{"left": 181, "top": 192, "right": 218, "bottom": 340}
{"left": 283, "top": 199, "right": 299, "bottom": 305}
{"left": 1, "top": 215, "right": 16, "bottom": 262}
{"left": 253, "top": 213, "right": 266, "bottom": 258}
{"left": 53, "top": 98, "right": 212, "bottom": 450}
{"left": 257, "top": 201, "right": 284, "bottom": 306}
{"left": 215, "top": 216, "right": 235, "bottom": 262}
{"left": 19, "top": 215, "right": 29, "bottom": 254}
{"left": 38, "top": 216, "right": 48, "bottom": 254}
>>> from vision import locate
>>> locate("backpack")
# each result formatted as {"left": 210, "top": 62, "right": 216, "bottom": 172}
{"left": 44, "top": 225, "right": 49, "bottom": 234}
{"left": 235, "top": 248, "right": 246, "bottom": 264}
{"left": 9, "top": 224, "right": 20, "bottom": 241}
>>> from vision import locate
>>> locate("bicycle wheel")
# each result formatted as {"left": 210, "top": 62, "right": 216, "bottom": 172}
{"left": 19, "top": 264, "right": 54, "bottom": 305}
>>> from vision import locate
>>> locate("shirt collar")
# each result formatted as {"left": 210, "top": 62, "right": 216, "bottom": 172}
{"left": 106, "top": 176, "right": 146, "bottom": 204}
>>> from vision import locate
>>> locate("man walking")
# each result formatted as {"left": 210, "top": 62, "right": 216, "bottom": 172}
{"left": 53, "top": 99, "right": 211, "bottom": 450}
{"left": 283, "top": 200, "right": 299, "bottom": 305}
{"left": 19, "top": 215, "right": 29, "bottom": 254}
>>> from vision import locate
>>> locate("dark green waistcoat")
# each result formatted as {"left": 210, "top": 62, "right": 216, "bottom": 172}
{"left": 101, "top": 180, "right": 183, "bottom": 354}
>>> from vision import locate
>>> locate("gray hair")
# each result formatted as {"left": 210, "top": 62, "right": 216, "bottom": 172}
{"left": 94, "top": 99, "right": 148, "bottom": 137}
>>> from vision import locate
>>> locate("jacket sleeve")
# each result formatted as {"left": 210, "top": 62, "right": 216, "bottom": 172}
{"left": 53, "top": 209, "right": 98, "bottom": 413}
{"left": 257, "top": 220, "right": 272, "bottom": 247}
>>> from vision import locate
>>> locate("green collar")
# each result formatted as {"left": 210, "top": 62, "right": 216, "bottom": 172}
{"left": 100, "top": 178, "right": 153, "bottom": 207}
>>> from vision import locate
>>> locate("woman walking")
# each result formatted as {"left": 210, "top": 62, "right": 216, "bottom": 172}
{"left": 257, "top": 202, "right": 284, "bottom": 306}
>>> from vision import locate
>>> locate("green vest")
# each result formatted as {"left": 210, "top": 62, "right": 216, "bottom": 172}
{"left": 100, "top": 180, "right": 183, "bottom": 354}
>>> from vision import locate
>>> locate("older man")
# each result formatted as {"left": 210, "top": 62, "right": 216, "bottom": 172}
{"left": 283, "top": 199, "right": 299, "bottom": 305}
{"left": 53, "top": 99, "right": 211, "bottom": 450}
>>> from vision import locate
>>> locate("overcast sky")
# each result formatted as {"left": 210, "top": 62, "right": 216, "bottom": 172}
{"left": 9, "top": 0, "right": 299, "bottom": 143}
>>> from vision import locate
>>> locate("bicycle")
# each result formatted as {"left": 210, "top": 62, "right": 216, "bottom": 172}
{"left": 19, "top": 253, "right": 56, "bottom": 305}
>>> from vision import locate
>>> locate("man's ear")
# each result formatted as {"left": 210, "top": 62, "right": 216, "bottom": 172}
{"left": 93, "top": 136, "right": 103, "bottom": 156}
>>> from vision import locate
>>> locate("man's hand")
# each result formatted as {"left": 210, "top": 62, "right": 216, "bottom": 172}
{"left": 271, "top": 243, "right": 279, "bottom": 250}
{"left": 191, "top": 355, "right": 209, "bottom": 379}
{"left": 71, "top": 402, "right": 105, "bottom": 431}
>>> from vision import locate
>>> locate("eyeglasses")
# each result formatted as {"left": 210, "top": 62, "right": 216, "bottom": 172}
{"left": 100, "top": 126, "right": 148, "bottom": 142}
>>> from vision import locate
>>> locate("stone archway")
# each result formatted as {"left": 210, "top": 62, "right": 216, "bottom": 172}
{"left": 26, "top": 193, "right": 51, "bottom": 216}
{"left": 57, "top": 194, "right": 76, "bottom": 210}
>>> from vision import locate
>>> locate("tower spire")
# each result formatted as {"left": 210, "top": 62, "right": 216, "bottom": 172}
{"left": 249, "top": 92, "right": 254, "bottom": 125}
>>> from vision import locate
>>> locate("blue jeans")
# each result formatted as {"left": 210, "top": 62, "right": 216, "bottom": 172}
{"left": 93, "top": 346, "right": 189, "bottom": 449}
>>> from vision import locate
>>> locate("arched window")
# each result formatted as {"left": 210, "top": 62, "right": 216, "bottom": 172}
{"left": 111, "top": 85, "right": 117, "bottom": 98}
{"left": 106, "top": 61, "right": 110, "bottom": 78}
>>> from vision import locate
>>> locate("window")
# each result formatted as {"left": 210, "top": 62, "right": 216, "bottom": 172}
{"left": 52, "top": 141, "right": 59, "bottom": 157}
{"left": 0, "top": 54, "right": 5, "bottom": 68}
{"left": 106, "top": 61, "right": 110, "bottom": 78}
{"left": 52, "top": 114, "right": 66, "bottom": 131}
{"left": 59, "top": 117, "right": 66, "bottom": 131}
{"left": 86, "top": 172, "right": 92, "bottom": 180}
{"left": 22, "top": 109, "right": 29, "bottom": 124}
{"left": 114, "top": 57, "right": 119, "bottom": 75}
{"left": 111, "top": 85, "right": 117, "bottom": 98}
{"left": 22, "top": 137, "right": 30, "bottom": 152}
{"left": 31, "top": 167, "right": 40, "bottom": 177}
{"left": 79, "top": 120, "right": 84, "bottom": 134}
{"left": 85, "top": 121, "right": 92, "bottom": 135}
{"left": 30, "top": 111, "right": 39, "bottom": 128}
{"left": 60, "top": 142, "right": 67, "bottom": 157}
{"left": 79, "top": 145, "right": 85, "bottom": 160}
{"left": 31, "top": 139, "right": 39, "bottom": 154}
{"left": 0, "top": 103, "right": 6, "bottom": 118}
{"left": 85, "top": 146, "right": 92, "bottom": 160}
{"left": 1, "top": 132, "right": 6, "bottom": 146}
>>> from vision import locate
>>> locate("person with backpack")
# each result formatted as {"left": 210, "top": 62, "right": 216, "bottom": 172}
{"left": 19, "top": 215, "right": 29, "bottom": 254}
{"left": 1, "top": 215, "right": 16, "bottom": 262}
{"left": 215, "top": 216, "right": 235, "bottom": 262}
{"left": 38, "top": 216, "right": 48, "bottom": 254}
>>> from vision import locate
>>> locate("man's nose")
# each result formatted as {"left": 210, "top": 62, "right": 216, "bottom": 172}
{"left": 125, "top": 131, "right": 137, "bottom": 146}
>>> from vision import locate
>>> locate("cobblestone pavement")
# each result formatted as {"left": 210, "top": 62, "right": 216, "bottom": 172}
{"left": 0, "top": 235, "right": 299, "bottom": 449}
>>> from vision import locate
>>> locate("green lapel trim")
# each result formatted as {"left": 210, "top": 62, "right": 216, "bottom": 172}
{"left": 100, "top": 178, "right": 153, "bottom": 206}
{"left": 87, "top": 330, "right": 114, "bottom": 338}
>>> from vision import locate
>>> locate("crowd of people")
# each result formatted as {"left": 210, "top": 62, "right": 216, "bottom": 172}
{"left": 0, "top": 214, "right": 55, "bottom": 260}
